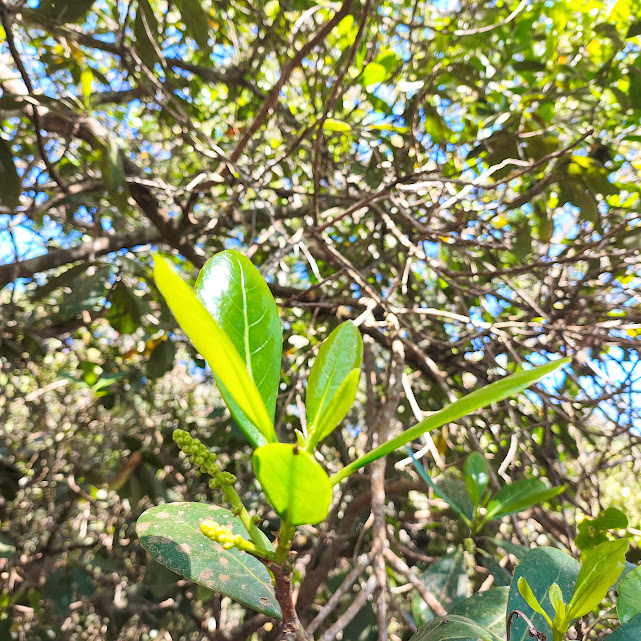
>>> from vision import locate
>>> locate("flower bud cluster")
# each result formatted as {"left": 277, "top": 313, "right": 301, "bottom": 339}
{"left": 200, "top": 520, "right": 245, "bottom": 550}
{"left": 173, "top": 429, "right": 237, "bottom": 486}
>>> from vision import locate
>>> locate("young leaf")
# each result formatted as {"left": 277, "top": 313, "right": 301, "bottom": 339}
{"left": 408, "top": 614, "right": 503, "bottom": 641}
{"left": 331, "top": 358, "right": 570, "bottom": 485}
{"left": 195, "top": 251, "right": 282, "bottom": 446}
{"left": 575, "top": 507, "right": 628, "bottom": 555}
{"left": 483, "top": 478, "right": 565, "bottom": 523}
{"left": 567, "top": 539, "right": 629, "bottom": 620}
{"left": 153, "top": 256, "right": 276, "bottom": 446}
{"left": 136, "top": 502, "right": 282, "bottom": 619}
{"left": 463, "top": 452, "right": 489, "bottom": 508}
{"left": 518, "top": 577, "right": 553, "bottom": 628}
{"left": 306, "top": 321, "right": 363, "bottom": 448}
{"left": 617, "top": 565, "right": 641, "bottom": 623}
{"left": 308, "top": 368, "right": 360, "bottom": 448}
{"left": 508, "top": 547, "right": 580, "bottom": 641}
{"left": 252, "top": 443, "right": 332, "bottom": 526}
{"left": 549, "top": 582, "right": 566, "bottom": 619}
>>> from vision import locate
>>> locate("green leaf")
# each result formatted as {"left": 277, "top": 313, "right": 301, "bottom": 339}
{"left": 482, "top": 537, "right": 529, "bottom": 559}
{"left": 100, "top": 136, "right": 125, "bottom": 195}
{"left": 80, "top": 68, "right": 93, "bottom": 102}
{"left": 518, "top": 577, "right": 553, "bottom": 627}
{"left": 147, "top": 339, "right": 176, "bottom": 379}
{"left": 412, "top": 549, "right": 470, "bottom": 625}
{"left": 549, "top": 583, "right": 566, "bottom": 619}
{"left": 135, "top": 0, "right": 162, "bottom": 69}
{"left": 627, "top": 20, "right": 641, "bottom": 38}
{"left": 408, "top": 615, "right": 502, "bottom": 641}
{"left": 34, "top": 0, "right": 96, "bottom": 23}
{"left": 322, "top": 119, "right": 351, "bottom": 132}
{"left": 331, "top": 358, "right": 570, "bottom": 485}
{"left": 136, "top": 502, "right": 281, "bottom": 618}
{"left": 483, "top": 478, "right": 565, "bottom": 523}
{"left": 448, "top": 587, "right": 508, "bottom": 638}
{"left": 361, "top": 62, "right": 387, "bottom": 87}
{"left": 177, "top": 0, "right": 211, "bottom": 53}
{"left": 251, "top": 443, "right": 332, "bottom": 526}
{"left": 575, "top": 508, "right": 628, "bottom": 555}
{"left": 617, "top": 565, "right": 641, "bottom": 623}
{"left": 306, "top": 321, "right": 362, "bottom": 448}
{"left": 567, "top": 539, "right": 629, "bottom": 620}
{"left": 508, "top": 547, "right": 580, "bottom": 641}
{"left": 195, "top": 250, "right": 282, "bottom": 448}
{"left": 0, "top": 137, "right": 20, "bottom": 209}
{"left": 463, "top": 452, "right": 489, "bottom": 508}
{"left": 107, "top": 282, "right": 142, "bottom": 334}
{"left": 608, "top": 614, "right": 641, "bottom": 640}
{"left": 153, "top": 256, "right": 277, "bottom": 446}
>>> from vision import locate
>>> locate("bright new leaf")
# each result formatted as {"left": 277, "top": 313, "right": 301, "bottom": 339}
{"left": 331, "top": 358, "right": 570, "bottom": 485}
{"left": 153, "top": 256, "right": 277, "bottom": 446}
{"left": 195, "top": 250, "right": 282, "bottom": 448}
{"left": 252, "top": 443, "right": 332, "bottom": 526}
{"left": 483, "top": 478, "right": 565, "bottom": 523}
{"left": 306, "top": 321, "right": 362, "bottom": 449}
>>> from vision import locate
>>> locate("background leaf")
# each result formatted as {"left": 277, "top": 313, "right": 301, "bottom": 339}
{"left": 409, "top": 615, "right": 502, "bottom": 641}
{"left": 617, "top": 565, "right": 641, "bottom": 623}
{"left": 463, "top": 452, "right": 489, "bottom": 508}
{"left": 448, "top": 587, "right": 509, "bottom": 639}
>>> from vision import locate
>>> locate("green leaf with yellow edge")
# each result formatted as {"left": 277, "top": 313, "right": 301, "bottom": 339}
{"left": 153, "top": 255, "right": 277, "bottom": 446}
{"left": 195, "top": 251, "right": 282, "bottom": 448}
{"left": 136, "top": 502, "right": 281, "bottom": 619}
{"left": 252, "top": 443, "right": 332, "bottom": 526}
{"left": 331, "top": 358, "right": 570, "bottom": 485}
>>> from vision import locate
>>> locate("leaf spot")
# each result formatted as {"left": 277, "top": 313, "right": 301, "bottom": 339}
{"left": 219, "top": 574, "right": 230, "bottom": 582}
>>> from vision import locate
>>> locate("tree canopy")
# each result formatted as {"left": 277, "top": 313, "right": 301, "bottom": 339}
{"left": 1, "top": 0, "right": 640, "bottom": 639}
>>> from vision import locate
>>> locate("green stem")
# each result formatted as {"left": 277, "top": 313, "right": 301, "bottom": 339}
{"left": 275, "top": 520, "right": 295, "bottom": 565}
{"left": 219, "top": 481, "right": 268, "bottom": 549}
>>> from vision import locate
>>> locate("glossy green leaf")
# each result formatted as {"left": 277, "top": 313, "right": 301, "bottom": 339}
{"left": 136, "top": 502, "right": 281, "bottom": 618}
{"left": 0, "top": 137, "right": 20, "bottom": 209}
{"left": 308, "top": 368, "right": 360, "bottom": 448}
{"left": 252, "top": 443, "right": 332, "bottom": 526}
{"left": 153, "top": 256, "right": 276, "bottom": 446}
{"left": 361, "top": 62, "right": 387, "bottom": 87}
{"left": 463, "top": 452, "right": 489, "bottom": 508}
{"left": 508, "top": 547, "right": 580, "bottom": 641}
{"left": 483, "top": 478, "right": 565, "bottom": 523}
{"left": 518, "top": 577, "right": 553, "bottom": 627}
{"left": 617, "top": 565, "right": 641, "bottom": 623}
{"left": 195, "top": 250, "right": 282, "bottom": 448}
{"left": 306, "top": 321, "right": 362, "bottom": 447}
{"left": 567, "top": 539, "right": 629, "bottom": 620}
{"left": 331, "top": 358, "right": 570, "bottom": 485}
{"left": 107, "top": 281, "right": 142, "bottom": 334}
{"left": 448, "top": 587, "right": 508, "bottom": 638}
{"left": 412, "top": 549, "right": 470, "bottom": 625}
{"left": 608, "top": 614, "right": 641, "bottom": 640}
{"left": 409, "top": 615, "right": 502, "bottom": 641}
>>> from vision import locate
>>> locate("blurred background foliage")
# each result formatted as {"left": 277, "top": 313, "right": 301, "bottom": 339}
{"left": 0, "top": 0, "right": 641, "bottom": 639}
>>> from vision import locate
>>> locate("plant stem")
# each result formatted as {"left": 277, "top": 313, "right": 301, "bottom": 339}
{"left": 219, "top": 481, "right": 267, "bottom": 549}
{"left": 270, "top": 562, "right": 309, "bottom": 641}
{"left": 275, "top": 520, "right": 295, "bottom": 565}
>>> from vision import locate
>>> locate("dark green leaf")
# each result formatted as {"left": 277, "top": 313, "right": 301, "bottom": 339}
{"left": 137, "top": 502, "right": 281, "bottom": 618}
{"left": 627, "top": 20, "right": 641, "bottom": 38}
{"left": 508, "top": 547, "right": 580, "bottom": 641}
{"left": 147, "top": 339, "right": 176, "bottom": 379}
{"left": 135, "top": 0, "right": 162, "bottom": 69}
{"left": 409, "top": 615, "right": 502, "bottom": 641}
{"left": 608, "top": 614, "right": 641, "bottom": 640}
{"left": 448, "top": 587, "right": 508, "bottom": 637}
{"left": 412, "top": 549, "right": 470, "bottom": 625}
{"left": 177, "top": 0, "right": 211, "bottom": 53}
{"left": 617, "top": 565, "right": 641, "bottom": 623}
{"left": 252, "top": 443, "right": 332, "bottom": 526}
{"left": 0, "top": 137, "right": 20, "bottom": 209}
{"left": 107, "top": 282, "right": 143, "bottom": 334}
{"left": 195, "top": 250, "right": 282, "bottom": 448}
